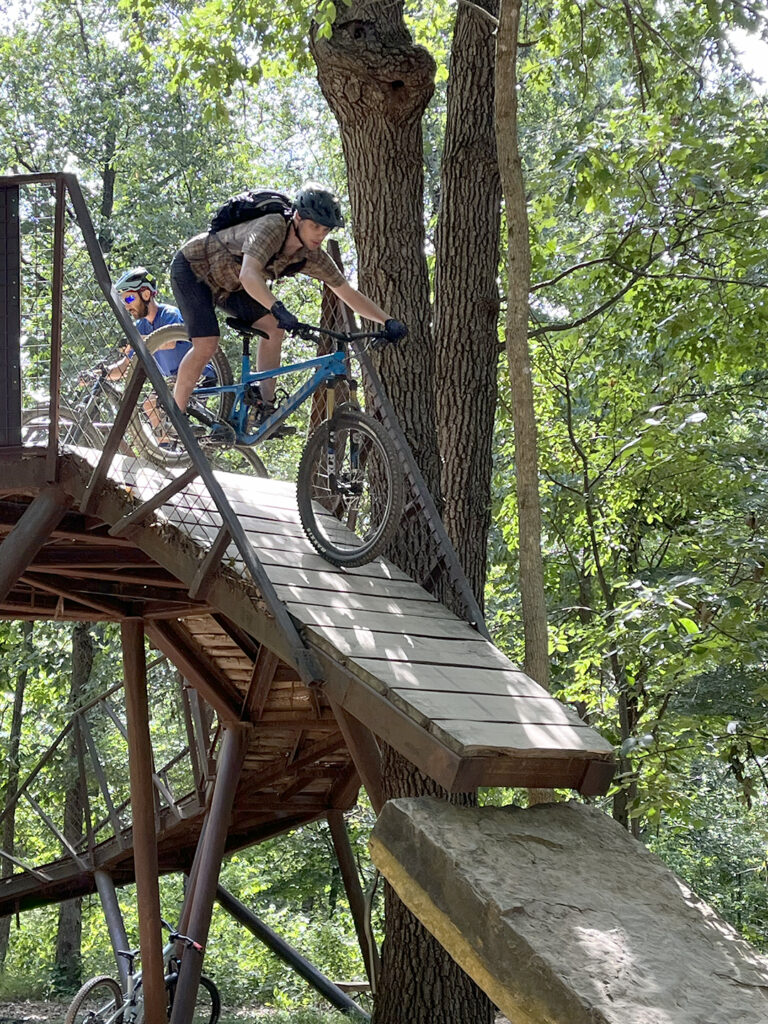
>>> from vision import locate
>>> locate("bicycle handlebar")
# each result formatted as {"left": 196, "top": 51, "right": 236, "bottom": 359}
{"left": 162, "top": 918, "right": 204, "bottom": 954}
{"left": 291, "top": 321, "right": 397, "bottom": 351}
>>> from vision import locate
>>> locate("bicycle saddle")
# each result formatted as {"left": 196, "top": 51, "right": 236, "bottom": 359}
{"left": 225, "top": 316, "right": 268, "bottom": 339}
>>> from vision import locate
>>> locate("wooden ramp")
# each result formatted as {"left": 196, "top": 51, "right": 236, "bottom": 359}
{"left": 6, "top": 448, "right": 615, "bottom": 793}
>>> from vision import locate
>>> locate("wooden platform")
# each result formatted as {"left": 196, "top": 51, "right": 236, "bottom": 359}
{"left": 1, "top": 448, "right": 614, "bottom": 802}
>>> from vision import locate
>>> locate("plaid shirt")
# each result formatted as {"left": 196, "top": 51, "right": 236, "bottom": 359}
{"left": 181, "top": 214, "right": 345, "bottom": 303}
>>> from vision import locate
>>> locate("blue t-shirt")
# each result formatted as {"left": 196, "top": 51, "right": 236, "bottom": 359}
{"left": 135, "top": 303, "right": 190, "bottom": 376}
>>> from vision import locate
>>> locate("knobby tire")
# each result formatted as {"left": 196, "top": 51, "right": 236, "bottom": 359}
{"left": 165, "top": 972, "right": 221, "bottom": 1024}
{"left": 64, "top": 974, "right": 123, "bottom": 1024}
{"left": 297, "top": 405, "right": 403, "bottom": 567}
{"left": 22, "top": 402, "right": 104, "bottom": 451}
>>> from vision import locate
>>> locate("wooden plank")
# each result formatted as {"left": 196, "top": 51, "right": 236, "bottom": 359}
{"left": 271, "top": 571, "right": 440, "bottom": 602}
{"left": 310, "top": 628, "right": 504, "bottom": 667}
{"left": 290, "top": 604, "right": 479, "bottom": 639}
{"left": 279, "top": 588, "right": 450, "bottom": 619}
{"left": 388, "top": 689, "right": 588, "bottom": 728}
{"left": 350, "top": 660, "right": 544, "bottom": 697}
{"left": 428, "top": 719, "right": 615, "bottom": 758}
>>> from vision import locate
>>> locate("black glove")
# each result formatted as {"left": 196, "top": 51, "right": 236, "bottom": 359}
{"left": 384, "top": 318, "right": 407, "bottom": 342}
{"left": 271, "top": 300, "right": 299, "bottom": 332}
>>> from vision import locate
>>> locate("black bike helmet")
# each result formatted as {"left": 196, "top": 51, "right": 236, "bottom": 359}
{"left": 114, "top": 266, "right": 157, "bottom": 293}
{"left": 294, "top": 182, "right": 345, "bottom": 229}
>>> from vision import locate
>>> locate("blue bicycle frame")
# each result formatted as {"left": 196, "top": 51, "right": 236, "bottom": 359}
{"left": 191, "top": 345, "right": 349, "bottom": 445}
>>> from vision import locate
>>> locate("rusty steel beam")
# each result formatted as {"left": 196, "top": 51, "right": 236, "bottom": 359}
{"left": 169, "top": 725, "right": 248, "bottom": 1024}
{"left": 0, "top": 486, "right": 71, "bottom": 603}
{"left": 121, "top": 618, "right": 166, "bottom": 1024}
{"left": 327, "top": 809, "right": 380, "bottom": 987}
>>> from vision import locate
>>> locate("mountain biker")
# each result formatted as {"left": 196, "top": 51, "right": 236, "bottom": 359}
{"left": 107, "top": 266, "right": 214, "bottom": 446}
{"left": 105, "top": 266, "right": 187, "bottom": 380}
{"left": 169, "top": 181, "right": 407, "bottom": 416}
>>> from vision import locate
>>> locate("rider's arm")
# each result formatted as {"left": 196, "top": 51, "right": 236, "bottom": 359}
{"left": 104, "top": 353, "right": 131, "bottom": 380}
{"left": 329, "top": 281, "right": 391, "bottom": 324}
{"left": 240, "top": 253, "right": 280, "bottom": 312}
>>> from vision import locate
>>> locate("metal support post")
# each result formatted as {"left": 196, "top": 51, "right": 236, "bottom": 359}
{"left": 0, "top": 184, "right": 20, "bottom": 449}
{"left": 215, "top": 883, "right": 369, "bottom": 1019}
{"left": 121, "top": 619, "right": 166, "bottom": 1024}
{"left": 327, "top": 810, "right": 380, "bottom": 987}
{"left": 169, "top": 725, "right": 248, "bottom": 1024}
{"left": 94, "top": 869, "right": 131, "bottom": 992}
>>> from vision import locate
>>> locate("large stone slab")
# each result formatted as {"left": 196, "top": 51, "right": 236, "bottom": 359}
{"left": 370, "top": 798, "right": 768, "bottom": 1024}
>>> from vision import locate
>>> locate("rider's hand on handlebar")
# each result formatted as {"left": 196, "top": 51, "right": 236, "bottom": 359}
{"left": 384, "top": 318, "right": 407, "bottom": 343}
{"left": 271, "top": 300, "right": 299, "bottom": 333}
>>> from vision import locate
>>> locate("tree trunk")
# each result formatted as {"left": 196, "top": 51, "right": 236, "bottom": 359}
{"left": 54, "top": 622, "right": 93, "bottom": 992}
{"left": 373, "top": 747, "right": 493, "bottom": 1024}
{"left": 0, "top": 621, "right": 33, "bottom": 965}
{"left": 495, "top": 0, "right": 549, "bottom": 691}
{"left": 313, "top": 8, "right": 495, "bottom": 1021}
{"left": 310, "top": 3, "right": 441, "bottom": 584}
{"left": 434, "top": 0, "right": 501, "bottom": 604}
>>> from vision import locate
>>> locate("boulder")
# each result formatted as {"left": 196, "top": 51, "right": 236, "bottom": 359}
{"left": 370, "top": 798, "right": 768, "bottom": 1023}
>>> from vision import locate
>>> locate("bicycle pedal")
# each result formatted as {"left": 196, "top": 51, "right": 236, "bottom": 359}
{"left": 263, "top": 423, "right": 296, "bottom": 441}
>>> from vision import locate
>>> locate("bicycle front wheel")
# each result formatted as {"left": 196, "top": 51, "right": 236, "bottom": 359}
{"left": 64, "top": 975, "right": 123, "bottom": 1024}
{"left": 165, "top": 973, "right": 221, "bottom": 1024}
{"left": 297, "top": 406, "right": 404, "bottom": 567}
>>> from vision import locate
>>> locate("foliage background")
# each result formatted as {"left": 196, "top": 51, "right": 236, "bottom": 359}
{"left": 1, "top": 0, "right": 768, "bottom": 1006}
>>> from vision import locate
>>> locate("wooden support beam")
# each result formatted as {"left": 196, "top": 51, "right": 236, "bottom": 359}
{"left": 189, "top": 524, "right": 230, "bottom": 600}
{"left": 327, "top": 809, "right": 380, "bottom": 988}
{"left": 241, "top": 645, "right": 280, "bottom": 721}
{"left": 327, "top": 696, "right": 384, "bottom": 815}
{"left": 121, "top": 618, "right": 165, "bottom": 1024}
{"left": 109, "top": 466, "right": 200, "bottom": 537}
{"left": 145, "top": 620, "right": 241, "bottom": 724}
{"left": 0, "top": 485, "right": 70, "bottom": 602}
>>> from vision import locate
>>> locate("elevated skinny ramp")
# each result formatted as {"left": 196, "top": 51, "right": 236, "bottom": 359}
{"left": 370, "top": 799, "right": 768, "bottom": 1024}
{"left": 82, "top": 451, "right": 615, "bottom": 795}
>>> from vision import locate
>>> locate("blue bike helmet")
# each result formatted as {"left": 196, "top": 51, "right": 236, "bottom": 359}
{"left": 294, "top": 183, "right": 345, "bottom": 229}
{"left": 115, "top": 266, "right": 157, "bottom": 293}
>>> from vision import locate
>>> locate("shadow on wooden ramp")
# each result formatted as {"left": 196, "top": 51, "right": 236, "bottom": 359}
{"left": 370, "top": 798, "right": 768, "bottom": 1024}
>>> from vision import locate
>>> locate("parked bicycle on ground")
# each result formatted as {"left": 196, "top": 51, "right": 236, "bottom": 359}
{"left": 130, "top": 318, "right": 405, "bottom": 568}
{"left": 64, "top": 919, "right": 220, "bottom": 1024}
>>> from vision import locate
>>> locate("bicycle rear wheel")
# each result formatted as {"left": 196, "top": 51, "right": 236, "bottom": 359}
{"left": 165, "top": 973, "right": 221, "bottom": 1024}
{"left": 64, "top": 975, "right": 123, "bottom": 1024}
{"left": 297, "top": 405, "right": 404, "bottom": 567}
{"left": 127, "top": 325, "right": 234, "bottom": 467}
{"left": 22, "top": 402, "right": 103, "bottom": 450}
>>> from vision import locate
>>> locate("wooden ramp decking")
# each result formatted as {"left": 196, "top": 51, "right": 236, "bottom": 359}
{"left": 0, "top": 446, "right": 614, "bottom": 911}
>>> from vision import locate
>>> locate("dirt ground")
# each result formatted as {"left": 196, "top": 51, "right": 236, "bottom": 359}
{"left": 0, "top": 998, "right": 512, "bottom": 1022}
{"left": 0, "top": 1003, "right": 64, "bottom": 1024}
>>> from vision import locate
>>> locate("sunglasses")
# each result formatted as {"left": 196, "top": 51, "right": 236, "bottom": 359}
{"left": 121, "top": 292, "right": 139, "bottom": 304}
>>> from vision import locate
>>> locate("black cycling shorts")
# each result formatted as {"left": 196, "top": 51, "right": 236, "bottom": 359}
{"left": 170, "top": 251, "right": 269, "bottom": 338}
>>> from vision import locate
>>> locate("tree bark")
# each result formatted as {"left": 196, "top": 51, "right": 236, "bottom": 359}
{"left": 434, "top": 0, "right": 501, "bottom": 604}
{"left": 495, "top": 0, "right": 549, "bottom": 690}
{"left": 312, "top": 7, "right": 495, "bottom": 1021}
{"left": 311, "top": 3, "right": 441, "bottom": 585}
{"left": 373, "top": 746, "right": 493, "bottom": 1024}
{"left": 0, "top": 622, "right": 33, "bottom": 964}
{"left": 54, "top": 622, "right": 93, "bottom": 992}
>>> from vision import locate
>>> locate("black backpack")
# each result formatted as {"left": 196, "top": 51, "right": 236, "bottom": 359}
{"left": 209, "top": 188, "right": 293, "bottom": 234}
